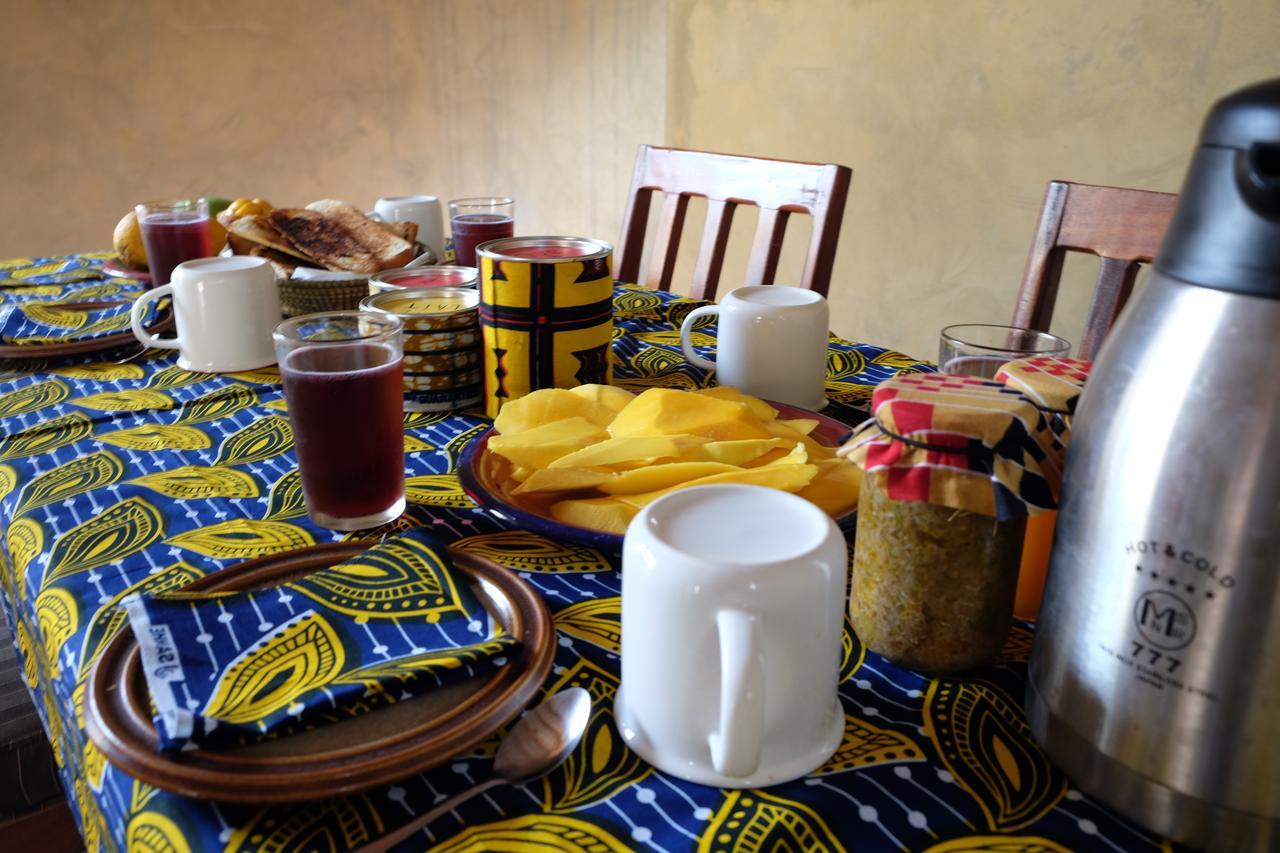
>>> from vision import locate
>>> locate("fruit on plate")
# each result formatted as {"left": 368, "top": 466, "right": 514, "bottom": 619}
{"left": 220, "top": 197, "right": 273, "bottom": 224}
{"left": 484, "top": 385, "right": 861, "bottom": 535}
{"left": 207, "top": 216, "right": 228, "bottom": 254}
{"left": 112, "top": 210, "right": 148, "bottom": 271}
{"left": 203, "top": 196, "right": 233, "bottom": 219}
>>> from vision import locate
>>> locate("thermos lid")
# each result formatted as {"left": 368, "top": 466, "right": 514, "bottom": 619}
{"left": 1156, "top": 78, "right": 1280, "bottom": 298}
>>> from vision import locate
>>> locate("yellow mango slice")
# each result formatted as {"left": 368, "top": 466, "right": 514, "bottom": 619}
{"left": 494, "top": 388, "right": 615, "bottom": 434}
{"left": 598, "top": 461, "right": 740, "bottom": 495}
{"left": 765, "top": 419, "right": 836, "bottom": 461}
{"left": 765, "top": 442, "right": 810, "bottom": 466}
{"left": 609, "top": 388, "right": 773, "bottom": 441}
{"left": 614, "top": 462, "right": 820, "bottom": 510}
{"left": 549, "top": 496, "right": 638, "bottom": 535}
{"left": 514, "top": 468, "right": 616, "bottom": 494}
{"left": 796, "top": 459, "right": 862, "bottom": 515}
{"left": 698, "top": 386, "right": 779, "bottom": 421}
{"left": 743, "top": 448, "right": 791, "bottom": 467}
{"left": 568, "top": 383, "right": 636, "bottom": 414}
{"left": 509, "top": 465, "right": 535, "bottom": 483}
{"left": 487, "top": 417, "right": 610, "bottom": 469}
{"left": 548, "top": 434, "right": 709, "bottom": 470}
{"left": 777, "top": 417, "right": 819, "bottom": 435}
{"left": 692, "top": 437, "right": 790, "bottom": 466}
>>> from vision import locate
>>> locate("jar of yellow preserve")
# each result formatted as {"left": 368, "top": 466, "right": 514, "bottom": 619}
{"left": 839, "top": 373, "right": 1056, "bottom": 673}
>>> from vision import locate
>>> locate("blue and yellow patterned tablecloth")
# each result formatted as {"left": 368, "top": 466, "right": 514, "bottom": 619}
{"left": 0, "top": 255, "right": 1176, "bottom": 852}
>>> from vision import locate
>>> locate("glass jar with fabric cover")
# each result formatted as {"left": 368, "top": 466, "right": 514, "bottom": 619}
{"left": 994, "top": 356, "right": 1093, "bottom": 620}
{"left": 840, "top": 373, "right": 1057, "bottom": 674}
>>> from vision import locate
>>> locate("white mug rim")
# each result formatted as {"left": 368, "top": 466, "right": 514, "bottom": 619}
{"left": 172, "top": 255, "right": 270, "bottom": 277}
{"left": 633, "top": 483, "right": 835, "bottom": 569}
{"left": 377, "top": 195, "right": 440, "bottom": 205}
{"left": 723, "top": 284, "right": 826, "bottom": 308}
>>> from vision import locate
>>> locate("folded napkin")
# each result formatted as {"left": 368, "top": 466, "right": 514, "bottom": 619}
{"left": 124, "top": 529, "right": 518, "bottom": 752}
{"left": 0, "top": 295, "right": 158, "bottom": 345}
{"left": 290, "top": 267, "right": 371, "bottom": 281}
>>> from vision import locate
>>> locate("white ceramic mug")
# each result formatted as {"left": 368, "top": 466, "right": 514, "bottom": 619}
{"left": 679, "top": 285, "right": 830, "bottom": 410}
{"left": 374, "top": 195, "right": 445, "bottom": 258}
{"left": 130, "top": 256, "right": 281, "bottom": 373}
{"left": 615, "top": 484, "right": 847, "bottom": 788}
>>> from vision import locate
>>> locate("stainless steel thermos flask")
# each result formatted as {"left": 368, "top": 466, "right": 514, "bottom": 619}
{"left": 1028, "top": 79, "right": 1280, "bottom": 851}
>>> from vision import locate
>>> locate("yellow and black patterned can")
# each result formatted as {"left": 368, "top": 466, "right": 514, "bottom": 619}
{"left": 477, "top": 236, "right": 613, "bottom": 418}
{"left": 360, "top": 288, "right": 482, "bottom": 412}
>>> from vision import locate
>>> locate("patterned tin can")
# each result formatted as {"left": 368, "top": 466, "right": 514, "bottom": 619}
{"left": 368, "top": 266, "right": 479, "bottom": 297}
{"left": 477, "top": 236, "right": 613, "bottom": 418}
{"left": 359, "top": 288, "right": 482, "bottom": 412}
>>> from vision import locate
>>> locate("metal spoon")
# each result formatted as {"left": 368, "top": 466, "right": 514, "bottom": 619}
{"left": 354, "top": 688, "right": 591, "bottom": 852}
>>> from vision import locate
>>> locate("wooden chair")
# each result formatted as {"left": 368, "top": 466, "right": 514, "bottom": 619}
{"left": 1012, "top": 180, "right": 1178, "bottom": 360}
{"left": 616, "top": 145, "right": 852, "bottom": 301}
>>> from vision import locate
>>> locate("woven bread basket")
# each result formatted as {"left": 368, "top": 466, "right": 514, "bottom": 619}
{"left": 278, "top": 277, "right": 369, "bottom": 317}
{"left": 277, "top": 244, "right": 437, "bottom": 317}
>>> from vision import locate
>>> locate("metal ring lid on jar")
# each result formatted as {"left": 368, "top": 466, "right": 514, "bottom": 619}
{"left": 360, "top": 287, "right": 480, "bottom": 317}
{"left": 475, "top": 236, "right": 613, "bottom": 263}
{"left": 370, "top": 266, "right": 479, "bottom": 290}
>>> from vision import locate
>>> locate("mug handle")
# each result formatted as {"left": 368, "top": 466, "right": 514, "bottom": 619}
{"left": 707, "top": 608, "right": 765, "bottom": 779}
{"left": 679, "top": 305, "right": 719, "bottom": 371}
{"left": 130, "top": 284, "right": 180, "bottom": 350}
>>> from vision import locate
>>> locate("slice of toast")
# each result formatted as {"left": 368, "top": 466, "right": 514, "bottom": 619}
{"left": 248, "top": 246, "right": 312, "bottom": 280}
{"left": 227, "top": 215, "right": 314, "bottom": 261}
{"left": 274, "top": 205, "right": 415, "bottom": 273}
{"left": 378, "top": 220, "right": 418, "bottom": 245}
{"left": 304, "top": 199, "right": 418, "bottom": 247}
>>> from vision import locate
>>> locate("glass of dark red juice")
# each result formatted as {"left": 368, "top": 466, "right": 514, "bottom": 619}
{"left": 448, "top": 197, "right": 514, "bottom": 268}
{"left": 273, "top": 311, "right": 407, "bottom": 531}
{"left": 135, "top": 199, "right": 214, "bottom": 287}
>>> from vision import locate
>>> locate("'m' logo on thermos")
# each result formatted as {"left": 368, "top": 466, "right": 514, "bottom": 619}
{"left": 1134, "top": 591, "right": 1197, "bottom": 650}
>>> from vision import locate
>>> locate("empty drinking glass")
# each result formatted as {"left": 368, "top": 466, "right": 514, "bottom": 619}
{"left": 938, "top": 324, "right": 1070, "bottom": 377}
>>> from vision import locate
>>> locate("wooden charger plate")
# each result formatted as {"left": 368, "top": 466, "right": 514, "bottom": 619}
{"left": 0, "top": 300, "right": 173, "bottom": 360}
{"left": 84, "top": 541, "right": 555, "bottom": 803}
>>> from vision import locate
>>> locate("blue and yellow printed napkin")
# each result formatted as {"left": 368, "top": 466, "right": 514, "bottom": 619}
{"left": 0, "top": 256, "right": 158, "bottom": 344}
{"left": 0, "top": 296, "right": 158, "bottom": 345}
{"left": 123, "top": 529, "right": 518, "bottom": 752}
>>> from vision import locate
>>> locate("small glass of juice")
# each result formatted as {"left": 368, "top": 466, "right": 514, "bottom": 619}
{"left": 449, "top": 197, "right": 514, "bottom": 267}
{"left": 135, "top": 199, "right": 213, "bottom": 287}
{"left": 273, "top": 311, "right": 407, "bottom": 530}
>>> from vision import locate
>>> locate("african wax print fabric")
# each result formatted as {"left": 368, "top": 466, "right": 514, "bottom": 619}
{"left": 841, "top": 373, "right": 1057, "bottom": 518}
{"left": 124, "top": 528, "right": 516, "bottom": 751}
{"left": 0, "top": 255, "right": 1178, "bottom": 852}
{"left": 0, "top": 254, "right": 158, "bottom": 344}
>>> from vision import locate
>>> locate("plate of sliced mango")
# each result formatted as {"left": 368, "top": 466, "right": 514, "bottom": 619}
{"left": 457, "top": 385, "right": 863, "bottom": 550}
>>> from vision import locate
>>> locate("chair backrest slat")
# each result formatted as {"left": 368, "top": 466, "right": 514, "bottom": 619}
{"left": 744, "top": 207, "right": 790, "bottom": 287}
{"left": 645, "top": 192, "right": 690, "bottom": 291}
{"left": 1012, "top": 180, "right": 1177, "bottom": 360}
{"left": 617, "top": 145, "right": 852, "bottom": 300}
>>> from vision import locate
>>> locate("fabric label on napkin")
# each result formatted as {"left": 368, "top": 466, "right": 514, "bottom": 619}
{"left": 123, "top": 528, "right": 518, "bottom": 752}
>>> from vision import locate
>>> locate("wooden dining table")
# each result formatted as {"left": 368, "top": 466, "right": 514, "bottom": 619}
{"left": 0, "top": 252, "right": 1175, "bottom": 852}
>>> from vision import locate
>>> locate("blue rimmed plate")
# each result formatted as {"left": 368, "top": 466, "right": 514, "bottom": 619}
{"left": 457, "top": 400, "right": 858, "bottom": 551}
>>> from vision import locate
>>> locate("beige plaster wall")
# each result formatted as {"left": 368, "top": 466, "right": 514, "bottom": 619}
{"left": 0, "top": 0, "right": 666, "bottom": 260}
{"left": 5, "top": 1, "right": 1278, "bottom": 362}
{"left": 666, "top": 0, "right": 1280, "bottom": 359}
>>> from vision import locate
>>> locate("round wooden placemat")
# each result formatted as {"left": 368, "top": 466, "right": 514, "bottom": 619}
{"left": 84, "top": 541, "right": 555, "bottom": 802}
